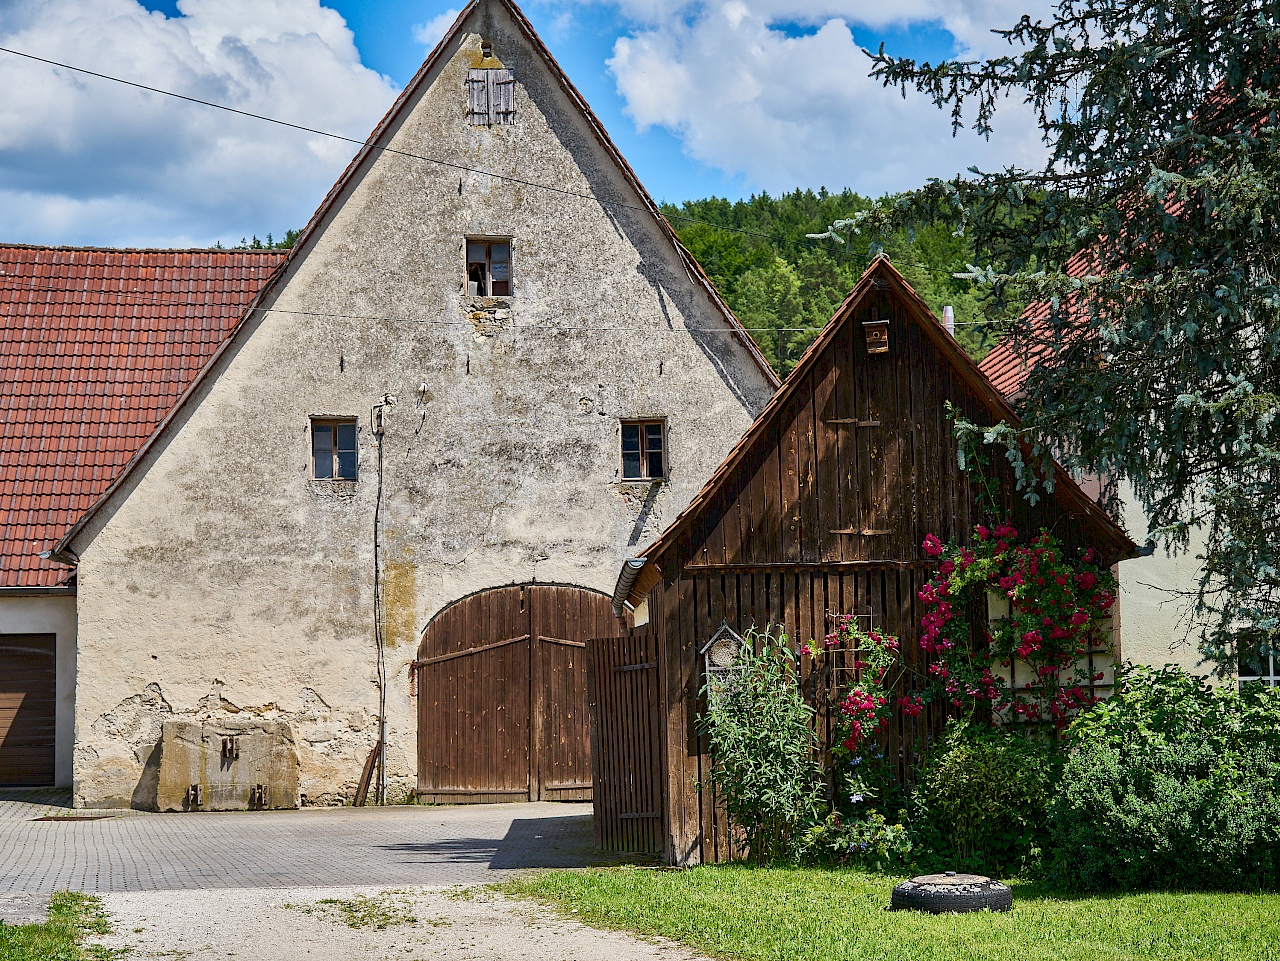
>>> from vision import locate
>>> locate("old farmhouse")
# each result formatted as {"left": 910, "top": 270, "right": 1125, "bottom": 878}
{"left": 599, "top": 257, "right": 1136, "bottom": 865}
{"left": 0, "top": 0, "right": 779, "bottom": 806}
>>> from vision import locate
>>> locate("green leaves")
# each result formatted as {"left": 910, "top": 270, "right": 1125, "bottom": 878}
{"left": 698, "top": 630, "right": 825, "bottom": 864}
{"left": 913, "top": 723, "right": 1064, "bottom": 876}
{"left": 1050, "top": 665, "right": 1280, "bottom": 891}
{"left": 662, "top": 188, "right": 1010, "bottom": 372}
{"left": 838, "top": 0, "right": 1280, "bottom": 669}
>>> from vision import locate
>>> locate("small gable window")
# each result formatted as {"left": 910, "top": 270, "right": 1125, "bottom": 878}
{"left": 622, "top": 420, "right": 666, "bottom": 481}
{"left": 467, "top": 240, "right": 511, "bottom": 296}
{"left": 467, "top": 68, "right": 515, "bottom": 126}
{"left": 312, "top": 418, "right": 358, "bottom": 480}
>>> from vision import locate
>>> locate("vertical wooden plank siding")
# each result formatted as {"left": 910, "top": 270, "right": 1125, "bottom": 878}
{"left": 416, "top": 584, "right": 612, "bottom": 803}
{"left": 634, "top": 276, "right": 1123, "bottom": 863}
{"left": 586, "top": 629, "right": 664, "bottom": 854}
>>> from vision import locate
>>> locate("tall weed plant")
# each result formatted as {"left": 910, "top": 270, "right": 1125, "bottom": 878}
{"left": 699, "top": 630, "right": 824, "bottom": 863}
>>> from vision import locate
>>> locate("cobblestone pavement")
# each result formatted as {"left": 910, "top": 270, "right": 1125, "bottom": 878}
{"left": 0, "top": 789, "right": 610, "bottom": 893}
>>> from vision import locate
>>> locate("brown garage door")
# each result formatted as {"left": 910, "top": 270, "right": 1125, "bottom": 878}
{"left": 415, "top": 584, "right": 615, "bottom": 803}
{"left": 0, "top": 634, "right": 56, "bottom": 787}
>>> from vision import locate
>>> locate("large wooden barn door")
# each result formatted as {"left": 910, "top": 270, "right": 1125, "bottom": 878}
{"left": 415, "top": 584, "right": 614, "bottom": 803}
{"left": 0, "top": 634, "right": 56, "bottom": 787}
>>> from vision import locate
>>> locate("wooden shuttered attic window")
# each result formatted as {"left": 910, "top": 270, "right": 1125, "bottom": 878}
{"left": 467, "top": 69, "right": 515, "bottom": 126}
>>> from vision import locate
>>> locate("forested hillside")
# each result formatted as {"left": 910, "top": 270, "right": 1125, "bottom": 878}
{"left": 250, "top": 189, "right": 1001, "bottom": 378}
{"left": 660, "top": 189, "right": 1003, "bottom": 375}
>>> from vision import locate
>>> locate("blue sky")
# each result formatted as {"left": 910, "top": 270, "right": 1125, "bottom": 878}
{"left": 312, "top": 0, "right": 964, "bottom": 204}
{"left": 0, "top": 0, "right": 1049, "bottom": 246}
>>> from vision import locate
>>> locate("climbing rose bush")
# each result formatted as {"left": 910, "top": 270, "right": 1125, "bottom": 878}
{"left": 810, "top": 617, "right": 904, "bottom": 750}
{"left": 918, "top": 524, "right": 1117, "bottom": 730}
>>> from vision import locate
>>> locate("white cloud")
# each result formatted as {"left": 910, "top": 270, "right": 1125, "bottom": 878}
{"left": 0, "top": 0, "right": 397, "bottom": 246}
{"left": 575, "top": 0, "right": 1056, "bottom": 57}
{"left": 575, "top": 0, "right": 1056, "bottom": 195}
{"left": 413, "top": 8, "right": 462, "bottom": 50}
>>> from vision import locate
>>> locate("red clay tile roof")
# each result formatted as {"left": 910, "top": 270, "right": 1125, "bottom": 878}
{"left": 978, "top": 250, "right": 1095, "bottom": 397}
{"left": 0, "top": 244, "right": 283, "bottom": 588}
{"left": 978, "top": 335, "right": 1035, "bottom": 397}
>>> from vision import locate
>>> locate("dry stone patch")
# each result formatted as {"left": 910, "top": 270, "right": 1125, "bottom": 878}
{"left": 95, "top": 885, "right": 709, "bottom": 961}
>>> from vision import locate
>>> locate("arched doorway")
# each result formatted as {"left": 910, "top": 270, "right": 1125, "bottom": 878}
{"left": 415, "top": 583, "right": 616, "bottom": 803}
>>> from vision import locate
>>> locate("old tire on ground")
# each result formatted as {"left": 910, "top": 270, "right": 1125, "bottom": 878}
{"left": 890, "top": 872, "right": 1012, "bottom": 913}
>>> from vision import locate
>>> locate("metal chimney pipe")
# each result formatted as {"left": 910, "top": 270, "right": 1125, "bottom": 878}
{"left": 942, "top": 305, "right": 955, "bottom": 337}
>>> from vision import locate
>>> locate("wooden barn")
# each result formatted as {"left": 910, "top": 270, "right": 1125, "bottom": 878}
{"left": 590, "top": 256, "right": 1136, "bottom": 865}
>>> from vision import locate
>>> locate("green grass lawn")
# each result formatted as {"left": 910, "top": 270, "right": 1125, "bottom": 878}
{"left": 503, "top": 865, "right": 1280, "bottom": 961}
{"left": 0, "top": 893, "right": 111, "bottom": 961}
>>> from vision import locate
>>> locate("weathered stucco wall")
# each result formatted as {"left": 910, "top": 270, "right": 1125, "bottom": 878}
{"left": 0, "top": 592, "right": 77, "bottom": 787}
{"left": 69, "top": 3, "right": 774, "bottom": 807}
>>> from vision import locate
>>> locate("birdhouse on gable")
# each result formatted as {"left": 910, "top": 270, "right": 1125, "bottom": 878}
{"left": 863, "top": 313, "right": 890, "bottom": 355}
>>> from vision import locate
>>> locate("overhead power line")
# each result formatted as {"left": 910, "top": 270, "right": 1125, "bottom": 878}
{"left": 0, "top": 276, "right": 997, "bottom": 328}
{"left": 0, "top": 44, "right": 972, "bottom": 281}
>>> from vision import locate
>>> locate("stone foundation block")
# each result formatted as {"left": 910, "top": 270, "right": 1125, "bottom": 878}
{"left": 156, "top": 718, "right": 300, "bottom": 811}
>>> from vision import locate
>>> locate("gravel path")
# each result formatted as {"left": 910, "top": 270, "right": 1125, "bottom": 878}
{"left": 94, "top": 885, "right": 706, "bottom": 961}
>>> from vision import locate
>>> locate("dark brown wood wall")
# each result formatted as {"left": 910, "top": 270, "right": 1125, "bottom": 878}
{"left": 650, "top": 285, "right": 1115, "bottom": 864}
{"left": 587, "top": 629, "right": 665, "bottom": 855}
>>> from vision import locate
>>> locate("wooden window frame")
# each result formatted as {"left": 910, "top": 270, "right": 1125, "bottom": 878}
{"left": 311, "top": 417, "right": 359, "bottom": 481}
{"left": 621, "top": 419, "right": 667, "bottom": 483}
{"left": 466, "top": 238, "right": 512, "bottom": 297}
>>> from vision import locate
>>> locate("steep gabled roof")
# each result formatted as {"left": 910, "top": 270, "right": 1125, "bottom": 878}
{"left": 615, "top": 255, "right": 1136, "bottom": 612}
{"left": 54, "top": 0, "right": 779, "bottom": 562}
{"left": 0, "top": 245, "right": 284, "bottom": 587}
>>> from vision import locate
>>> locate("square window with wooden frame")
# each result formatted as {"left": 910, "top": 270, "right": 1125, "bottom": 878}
{"left": 311, "top": 418, "right": 358, "bottom": 481}
{"left": 621, "top": 420, "right": 666, "bottom": 481}
{"left": 467, "top": 239, "right": 511, "bottom": 296}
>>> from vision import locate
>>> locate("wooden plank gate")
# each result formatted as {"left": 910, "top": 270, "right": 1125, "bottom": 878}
{"left": 586, "top": 630, "right": 664, "bottom": 855}
{"left": 415, "top": 584, "right": 615, "bottom": 803}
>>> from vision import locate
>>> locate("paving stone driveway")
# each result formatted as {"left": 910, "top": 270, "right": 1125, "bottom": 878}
{"left": 0, "top": 789, "right": 611, "bottom": 893}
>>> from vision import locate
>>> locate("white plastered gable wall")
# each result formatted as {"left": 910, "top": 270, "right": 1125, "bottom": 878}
{"left": 66, "top": 0, "right": 775, "bottom": 808}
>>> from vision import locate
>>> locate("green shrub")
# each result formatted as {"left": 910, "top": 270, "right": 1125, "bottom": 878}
{"left": 698, "top": 630, "right": 824, "bottom": 863}
{"left": 913, "top": 722, "right": 1063, "bottom": 876}
{"left": 794, "top": 810, "right": 914, "bottom": 870}
{"left": 1048, "top": 664, "right": 1280, "bottom": 891}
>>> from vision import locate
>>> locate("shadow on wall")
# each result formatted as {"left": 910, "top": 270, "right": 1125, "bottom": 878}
{"left": 130, "top": 741, "right": 163, "bottom": 811}
{"left": 376, "top": 814, "right": 622, "bottom": 869}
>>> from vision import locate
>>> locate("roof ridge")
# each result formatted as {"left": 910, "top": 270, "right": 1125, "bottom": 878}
{"left": 0, "top": 242, "right": 287, "bottom": 255}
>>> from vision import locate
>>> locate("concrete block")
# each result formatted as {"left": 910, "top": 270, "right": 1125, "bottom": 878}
{"left": 156, "top": 718, "right": 300, "bottom": 812}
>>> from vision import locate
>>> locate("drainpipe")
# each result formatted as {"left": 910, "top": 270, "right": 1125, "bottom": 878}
{"left": 612, "top": 557, "right": 648, "bottom": 619}
{"left": 371, "top": 394, "right": 394, "bottom": 805}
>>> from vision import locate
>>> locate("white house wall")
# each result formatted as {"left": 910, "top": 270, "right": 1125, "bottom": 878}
{"left": 1117, "top": 483, "right": 1211, "bottom": 676}
{"left": 67, "top": 4, "right": 773, "bottom": 807}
